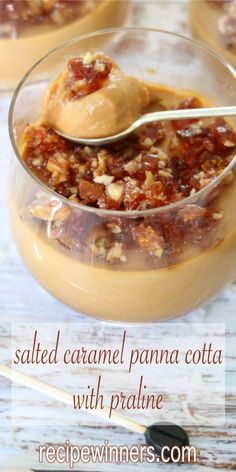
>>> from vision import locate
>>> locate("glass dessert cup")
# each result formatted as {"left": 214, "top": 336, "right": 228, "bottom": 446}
{"left": 9, "top": 28, "right": 236, "bottom": 323}
{"left": 0, "top": 0, "right": 128, "bottom": 90}
{"left": 188, "top": 0, "right": 236, "bottom": 69}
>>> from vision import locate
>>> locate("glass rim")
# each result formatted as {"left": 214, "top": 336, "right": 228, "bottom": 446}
{"left": 8, "top": 26, "right": 236, "bottom": 217}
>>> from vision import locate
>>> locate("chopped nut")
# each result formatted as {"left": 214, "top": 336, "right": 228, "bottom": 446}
{"left": 69, "top": 155, "right": 77, "bottom": 164}
{"left": 84, "top": 146, "right": 93, "bottom": 156}
{"left": 107, "top": 223, "right": 122, "bottom": 234}
{"left": 93, "top": 151, "right": 108, "bottom": 176}
{"left": 156, "top": 148, "right": 169, "bottom": 160}
{"left": 91, "top": 241, "right": 106, "bottom": 257}
{"left": 94, "top": 62, "right": 106, "bottom": 72}
{"left": 150, "top": 146, "right": 159, "bottom": 155}
{"left": 32, "top": 157, "right": 43, "bottom": 166}
{"left": 224, "top": 140, "right": 235, "bottom": 148}
{"left": 157, "top": 192, "right": 165, "bottom": 201}
{"left": 135, "top": 154, "right": 142, "bottom": 163}
{"left": 153, "top": 247, "right": 164, "bottom": 258}
{"left": 158, "top": 160, "right": 166, "bottom": 168}
{"left": 159, "top": 169, "right": 172, "bottom": 178}
{"left": 51, "top": 171, "right": 68, "bottom": 185}
{"left": 189, "top": 123, "right": 203, "bottom": 135}
{"left": 94, "top": 174, "right": 114, "bottom": 185}
{"left": 68, "top": 195, "right": 79, "bottom": 202}
{"left": 69, "top": 187, "right": 78, "bottom": 194}
{"left": 106, "top": 182, "right": 124, "bottom": 201}
{"left": 72, "top": 79, "right": 86, "bottom": 92}
{"left": 82, "top": 51, "right": 93, "bottom": 65}
{"left": 212, "top": 211, "right": 224, "bottom": 220}
{"left": 97, "top": 149, "right": 107, "bottom": 159}
{"left": 120, "top": 255, "right": 127, "bottom": 262}
{"left": 47, "top": 152, "right": 68, "bottom": 175}
{"left": 76, "top": 164, "right": 86, "bottom": 176}
{"left": 91, "top": 158, "right": 98, "bottom": 169}
{"left": 194, "top": 171, "right": 205, "bottom": 180}
{"left": 143, "top": 137, "right": 153, "bottom": 148}
{"left": 106, "top": 242, "right": 126, "bottom": 263}
{"left": 199, "top": 177, "right": 211, "bottom": 187}
{"left": 169, "top": 134, "right": 180, "bottom": 149}
{"left": 124, "top": 159, "right": 138, "bottom": 173}
{"left": 96, "top": 237, "right": 107, "bottom": 248}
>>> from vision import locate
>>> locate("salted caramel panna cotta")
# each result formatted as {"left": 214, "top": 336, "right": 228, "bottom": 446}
{"left": 0, "top": 0, "right": 127, "bottom": 89}
{"left": 9, "top": 31, "right": 236, "bottom": 322}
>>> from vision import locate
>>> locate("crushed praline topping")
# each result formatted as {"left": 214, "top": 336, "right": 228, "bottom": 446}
{"left": 22, "top": 96, "right": 236, "bottom": 265}
{"left": 66, "top": 55, "right": 112, "bottom": 99}
{"left": 23, "top": 113, "right": 236, "bottom": 211}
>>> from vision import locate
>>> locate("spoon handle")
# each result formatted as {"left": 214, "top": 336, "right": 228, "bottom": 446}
{"left": 136, "top": 105, "right": 236, "bottom": 128}
{"left": 0, "top": 364, "right": 146, "bottom": 434}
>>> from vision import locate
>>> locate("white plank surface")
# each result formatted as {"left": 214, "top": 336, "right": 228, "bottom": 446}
{"left": 0, "top": 1, "right": 236, "bottom": 471}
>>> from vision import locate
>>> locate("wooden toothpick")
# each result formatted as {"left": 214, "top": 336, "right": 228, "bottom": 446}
{"left": 0, "top": 364, "right": 146, "bottom": 434}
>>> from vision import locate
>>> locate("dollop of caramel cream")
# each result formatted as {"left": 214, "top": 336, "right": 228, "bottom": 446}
{"left": 42, "top": 53, "right": 150, "bottom": 139}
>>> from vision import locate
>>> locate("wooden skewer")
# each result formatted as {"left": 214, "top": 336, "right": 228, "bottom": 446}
{"left": 0, "top": 364, "right": 191, "bottom": 457}
{"left": 0, "top": 364, "right": 146, "bottom": 435}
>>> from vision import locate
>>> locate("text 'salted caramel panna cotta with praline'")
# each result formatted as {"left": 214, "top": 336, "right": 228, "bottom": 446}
{"left": 0, "top": 0, "right": 127, "bottom": 88}
{"left": 9, "top": 30, "right": 236, "bottom": 322}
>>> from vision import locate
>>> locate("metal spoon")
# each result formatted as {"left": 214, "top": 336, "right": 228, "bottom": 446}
{"left": 56, "top": 105, "right": 236, "bottom": 146}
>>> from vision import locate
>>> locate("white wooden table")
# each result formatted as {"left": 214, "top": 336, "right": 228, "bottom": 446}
{"left": 0, "top": 1, "right": 236, "bottom": 471}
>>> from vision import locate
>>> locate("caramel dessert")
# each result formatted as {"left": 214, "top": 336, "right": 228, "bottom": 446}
{"left": 0, "top": 0, "right": 96, "bottom": 34}
{"left": 10, "top": 52, "right": 236, "bottom": 321}
{"left": 189, "top": 0, "right": 236, "bottom": 68}
{"left": 0, "top": 1, "right": 128, "bottom": 88}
